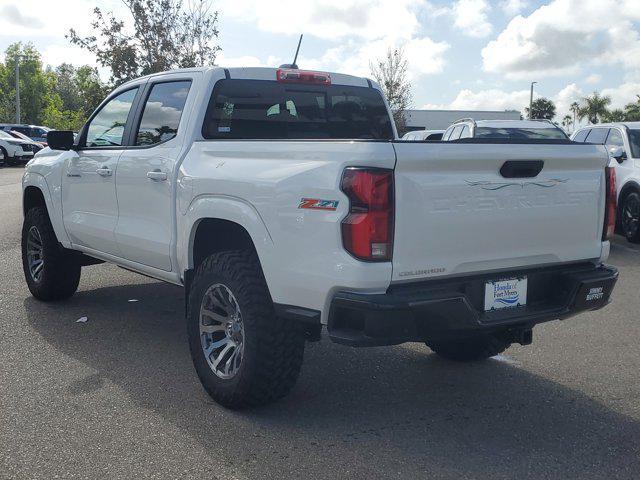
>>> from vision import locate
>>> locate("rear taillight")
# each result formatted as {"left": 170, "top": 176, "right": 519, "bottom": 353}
{"left": 340, "top": 168, "right": 394, "bottom": 261}
{"left": 603, "top": 166, "right": 617, "bottom": 240}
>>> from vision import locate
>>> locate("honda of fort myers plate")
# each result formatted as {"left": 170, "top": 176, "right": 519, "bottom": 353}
{"left": 484, "top": 277, "right": 528, "bottom": 311}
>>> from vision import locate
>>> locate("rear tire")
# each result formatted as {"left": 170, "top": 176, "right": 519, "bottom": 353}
{"left": 621, "top": 192, "right": 640, "bottom": 243}
{"left": 187, "top": 250, "right": 305, "bottom": 409}
{"left": 427, "top": 335, "right": 509, "bottom": 362}
{"left": 21, "top": 207, "right": 81, "bottom": 301}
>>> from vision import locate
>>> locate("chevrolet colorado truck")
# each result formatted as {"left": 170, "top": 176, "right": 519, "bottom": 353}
{"left": 21, "top": 66, "right": 618, "bottom": 408}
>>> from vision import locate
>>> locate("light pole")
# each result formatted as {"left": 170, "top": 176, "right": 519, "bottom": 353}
{"left": 15, "top": 58, "right": 20, "bottom": 124}
{"left": 529, "top": 81, "right": 537, "bottom": 119}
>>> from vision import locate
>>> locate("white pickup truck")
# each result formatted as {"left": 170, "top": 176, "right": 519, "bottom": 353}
{"left": 21, "top": 66, "right": 618, "bottom": 408}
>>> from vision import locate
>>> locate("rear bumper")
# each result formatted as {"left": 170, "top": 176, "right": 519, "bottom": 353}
{"left": 328, "top": 263, "right": 618, "bottom": 347}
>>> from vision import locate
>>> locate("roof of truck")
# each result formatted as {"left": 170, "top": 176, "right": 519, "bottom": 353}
{"left": 119, "top": 66, "right": 374, "bottom": 89}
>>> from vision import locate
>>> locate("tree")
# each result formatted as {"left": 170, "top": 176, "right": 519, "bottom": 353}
{"left": 370, "top": 47, "right": 412, "bottom": 136}
{"left": 68, "top": 0, "right": 220, "bottom": 85}
{"left": 570, "top": 101, "right": 580, "bottom": 129}
{"left": 601, "top": 109, "right": 626, "bottom": 123}
{"left": 524, "top": 97, "right": 556, "bottom": 120}
{"left": 561, "top": 114, "right": 573, "bottom": 132}
{"left": 624, "top": 96, "right": 640, "bottom": 121}
{"left": 0, "top": 43, "right": 50, "bottom": 124}
{"left": 579, "top": 92, "right": 611, "bottom": 124}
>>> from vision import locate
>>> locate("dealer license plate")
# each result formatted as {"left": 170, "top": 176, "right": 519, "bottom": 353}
{"left": 484, "top": 277, "right": 527, "bottom": 311}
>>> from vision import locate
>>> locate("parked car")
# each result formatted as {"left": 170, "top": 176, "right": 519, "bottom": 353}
{"left": 21, "top": 66, "right": 617, "bottom": 408}
{"left": 572, "top": 122, "right": 640, "bottom": 243}
{"left": 0, "top": 124, "right": 50, "bottom": 145}
{"left": 7, "top": 131, "right": 44, "bottom": 154}
{"left": 0, "top": 130, "right": 38, "bottom": 166}
{"left": 401, "top": 129, "right": 445, "bottom": 141}
{"left": 442, "top": 119, "right": 569, "bottom": 141}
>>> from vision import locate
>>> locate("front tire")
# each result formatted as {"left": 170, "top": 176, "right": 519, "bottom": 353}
{"left": 21, "top": 207, "right": 81, "bottom": 301}
{"left": 187, "top": 250, "right": 305, "bottom": 409}
{"left": 621, "top": 192, "right": 640, "bottom": 243}
{"left": 427, "top": 335, "right": 509, "bottom": 362}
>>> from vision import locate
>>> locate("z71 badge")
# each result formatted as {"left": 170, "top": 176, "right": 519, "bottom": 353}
{"left": 298, "top": 198, "right": 339, "bottom": 211}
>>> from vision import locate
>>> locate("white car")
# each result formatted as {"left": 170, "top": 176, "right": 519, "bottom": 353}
{"left": 21, "top": 66, "right": 617, "bottom": 408}
{"left": 572, "top": 122, "right": 640, "bottom": 243}
{"left": 0, "top": 130, "right": 37, "bottom": 166}
{"left": 401, "top": 129, "right": 444, "bottom": 141}
{"left": 443, "top": 119, "right": 569, "bottom": 141}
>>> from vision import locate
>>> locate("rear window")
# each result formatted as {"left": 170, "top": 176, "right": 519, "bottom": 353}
{"left": 202, "top": 79, "right": 393, "bottom": 140}
{"left": 474, "top": 127, "right": 568, "bottom": 140}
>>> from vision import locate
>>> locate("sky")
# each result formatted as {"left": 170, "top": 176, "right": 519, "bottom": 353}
{"left": 2, "top": 0, "right": 640, "bottom": 120}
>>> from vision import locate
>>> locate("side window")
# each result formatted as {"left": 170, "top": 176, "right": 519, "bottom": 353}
{"left": 585, "top": 128, "right": 609, "bottom": 144}
{"left": 606, "top": 128, "right": 624, "bottom": 148}
{"left": 572, "top": 129, "right": 589, "bottom": 142}
{"left": 135, "top": 81, "right": 191, "bottom": 146}
{"left": 449, "top": 125, "right": 464, "bottom": 140}
{"left": 86, "top": 88, "right": 138, "bottom": 147}
{"left": 442, "top": 127, "right": 454, "bottom": 141}
{"left": 459, "top": 125, "right": 471, "bottom": 139}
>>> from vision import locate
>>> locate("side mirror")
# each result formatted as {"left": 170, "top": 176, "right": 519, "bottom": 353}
{"left": 47, "top": 130, "right": 75, "bottom": 151}
{"left": 609, "top": 146, "right": 627, "bottom": 163}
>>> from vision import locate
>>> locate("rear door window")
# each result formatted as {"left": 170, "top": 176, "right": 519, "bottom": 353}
{"left": 572, "top": 129, "right": 590, "bottom": 142}
{"left": 202, "top": 79, "right": 393, "bottom": 140}
{"left": 459, "top": 125, "right": 471, "bottom": 139}
{"left": 585, "top": 128, "right": 609, "bottom": 144}
{"left": 135, "top": 80, "right": 191, "bottom": 146}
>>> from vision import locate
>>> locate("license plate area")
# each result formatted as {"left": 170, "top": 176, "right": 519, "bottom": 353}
{"left": 484, "top": 277, "right": 527, "bottom": 311}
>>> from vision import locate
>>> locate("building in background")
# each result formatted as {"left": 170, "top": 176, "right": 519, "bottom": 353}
{"left": 403, "top": 109, "right": 522, "bottom": 131}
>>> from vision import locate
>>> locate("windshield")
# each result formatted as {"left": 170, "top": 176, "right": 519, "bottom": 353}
{"left": 0, "top": 131, "right": 15, "bottom": 140}
{"left": 203, "top": 79, "right": 394, "bottom": 140}
{"left": 627, "top": 129, "right": 640, "bottom": 158}
{"left": 474, "top": 126, "right": 568, "bottom": 140}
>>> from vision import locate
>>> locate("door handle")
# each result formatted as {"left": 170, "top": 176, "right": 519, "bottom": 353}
{"left": 147, "top": 169, "right": 167, "bottom": 181}
{"left": 96, "top": 166, "right": 112, "bottom": 177}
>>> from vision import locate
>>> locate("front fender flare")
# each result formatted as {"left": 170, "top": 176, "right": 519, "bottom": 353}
{"left": 22, "top": 172, "right": 71, "bottom": 247}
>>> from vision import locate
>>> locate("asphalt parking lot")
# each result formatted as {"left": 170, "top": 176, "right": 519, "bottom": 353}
{"left": 1, "top": 165, "right": 639, "bottom": 479}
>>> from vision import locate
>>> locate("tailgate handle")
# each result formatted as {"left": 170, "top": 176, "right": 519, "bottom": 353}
{"left": 500, "top": 160, "right": 544, "bottom": 178}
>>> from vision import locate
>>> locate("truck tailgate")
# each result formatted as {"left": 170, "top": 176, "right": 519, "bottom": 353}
{"left": 391, "top": 142, "right": 608, "bottom": 282}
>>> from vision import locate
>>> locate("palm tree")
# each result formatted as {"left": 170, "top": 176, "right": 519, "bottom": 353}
{"left": 570, "top": 101, "right": 580, "bottom": 128}
{"left": 525, "top": 97, "right": 556, "bottom": 120}
{"left": 601, "top": 109, "right": 626, "bottom": 123}
{"left": 580, "top": 92, "right": 612, "bottom": 124}
{"left": 561, "top": 114, "right": 573, "bottom": 133}
{"left": 624, "top": 95, "right": 640, "bottom": 121}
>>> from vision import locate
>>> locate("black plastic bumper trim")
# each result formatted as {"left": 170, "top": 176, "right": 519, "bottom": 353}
{"left": 327, "top": 263, "right": 618, "bottom": 347}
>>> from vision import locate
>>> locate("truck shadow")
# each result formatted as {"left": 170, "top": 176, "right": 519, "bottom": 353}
{"left": 24, "top": 280, "right": 640, "bottom": 479}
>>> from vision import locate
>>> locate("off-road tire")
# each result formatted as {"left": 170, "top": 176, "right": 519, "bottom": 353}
{"left": 21, "top": 207, "right": 81, "bottom": 301}
{"left": 620, "top": 192, "right": 640, "bottom": 243}
{"left": 187, "top": 250, "right": 305, "bottom": 409}
{"left": 427, "top": 335, "right": 510, "bottom": 362}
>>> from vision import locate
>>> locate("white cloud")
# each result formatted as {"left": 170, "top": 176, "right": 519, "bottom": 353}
{"left": 451, "top": 0, "right": 493, "bottom": 37}
{"left": 423, "top": 88, "right": 529, "bottom": 113}
{"left": 585, "top": 74, "right": 602, "bottom": 85}
{"left": 554, "top": 83, "right": 583, "bottom": 117}
{"left": 500, "top": 0, "right": 528, "bottom": 16}
{"left": 482, "top": 0, "right": 640, "bottom": 79}
{"left": 220, "top": 0, "right": 422, "bottom": 41}
{"left": 601, "top": 82, "right": 640, "bottom": 109}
